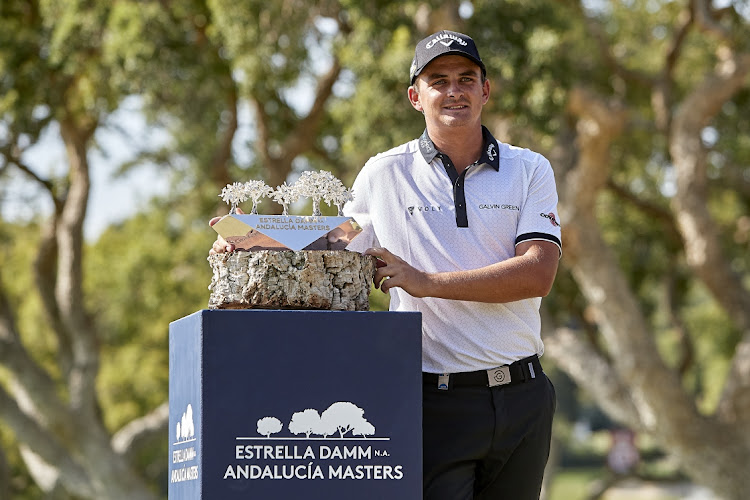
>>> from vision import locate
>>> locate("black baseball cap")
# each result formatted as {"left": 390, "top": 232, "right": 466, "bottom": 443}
{"left": 409, "top": 30, "right": 486, "bottom": 85}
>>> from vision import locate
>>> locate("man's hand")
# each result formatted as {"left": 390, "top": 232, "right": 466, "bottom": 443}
{"left": 208, "top": 208, "right": 243, "bottom": 255}
{"left": 365, "top": 247, "right": 431, "bottom": 296}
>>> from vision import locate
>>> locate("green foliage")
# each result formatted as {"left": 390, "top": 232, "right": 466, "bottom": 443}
{"left": 0, "top": 1, "right": 58, "bottom": 149}
{"left": 468, "top": 0, "right": 578, "bottom": 135}
{"left": 332, "top": 23, "right": 423, "bottom": 169}
{"left": 85, "top": 199, "right": 214, "bottom": 431}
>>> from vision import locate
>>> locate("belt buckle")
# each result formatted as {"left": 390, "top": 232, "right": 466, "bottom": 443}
{"left": 487, "top": 365, "right": 511, "bottom": 387}
{"left": 437, "top": 374, "right": 450, "bottom": 390}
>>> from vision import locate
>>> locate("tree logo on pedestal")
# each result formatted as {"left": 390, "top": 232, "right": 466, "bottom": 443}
{"left": 256, "top": 401, "right": 377, "bottom": 439}
{"left": 176, "top": 404, "right": 195, "bottom": 443}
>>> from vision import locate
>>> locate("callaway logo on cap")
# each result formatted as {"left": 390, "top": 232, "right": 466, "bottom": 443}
{"left": 409, "top": 30, "right": 486, "bottom": 84}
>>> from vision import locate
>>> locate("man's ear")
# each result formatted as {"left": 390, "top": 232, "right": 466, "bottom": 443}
{"left": 408, "top": 85, "right": 423, "bottom": 112}
{"left": 482, "top": 78, "right": 491, "bottom": 105}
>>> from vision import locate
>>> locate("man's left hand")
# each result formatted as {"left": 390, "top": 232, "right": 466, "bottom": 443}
{"left": 365, "top": 247, "right": 430, "bottom": 297}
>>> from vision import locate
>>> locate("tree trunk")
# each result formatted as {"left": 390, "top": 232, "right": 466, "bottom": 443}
{"left": 669, "top": 52, "right": 750, "bottom": 429}
{"left": 551, "top": 85, "right": 750, "bottom": 500}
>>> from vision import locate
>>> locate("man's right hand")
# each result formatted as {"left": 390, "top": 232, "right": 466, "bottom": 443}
{"left": 209, "top": 207, "right": 243, "bottom": 255}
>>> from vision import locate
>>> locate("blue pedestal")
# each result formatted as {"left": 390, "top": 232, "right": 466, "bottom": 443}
{"left": 168, "top": 309, "right": 422, "bottom": 499}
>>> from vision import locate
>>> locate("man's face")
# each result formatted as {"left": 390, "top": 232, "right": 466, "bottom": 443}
{"left": 408, "top": 55, "right": 490, "bottom": 130}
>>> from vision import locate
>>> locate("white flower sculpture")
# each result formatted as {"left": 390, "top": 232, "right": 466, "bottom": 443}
{"left": 271, "top": 182, "right": 300, "bottom": 216}
{"left": 322, "top": 178, "right": 355, "bottom": 216}
{"left": 219, "top": 171, "right": 352, "bottom": 217}
{"left": 219, "top": 182, "right": 250, "bottom": 214}
{"left": 338, "top": 188, "right": 355, "bottom": 216}
{"left": 243, "top": 180, "right": 273, "bottom": 215}
{"left": 295, "top": 170, "right": 337, "bottom": 216}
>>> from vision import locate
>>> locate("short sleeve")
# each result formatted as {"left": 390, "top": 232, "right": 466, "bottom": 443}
{"left": 515, "top": 156, "right": 562, "bottom": 255}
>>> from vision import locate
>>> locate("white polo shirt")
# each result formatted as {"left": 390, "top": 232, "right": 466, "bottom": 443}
{"left": 345, "top": 127, "right": 562, "bottom": 373}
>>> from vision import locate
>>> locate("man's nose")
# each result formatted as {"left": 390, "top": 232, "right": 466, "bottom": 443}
{"left": 447, "top": 80, "right": 462, "bottom": 97}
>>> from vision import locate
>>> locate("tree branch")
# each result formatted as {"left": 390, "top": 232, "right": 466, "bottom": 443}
{"left": 3, "top": 152, "right": 56, "bottom": 196}
{"left": 209, "top": 80, "right": 238, "bottom": 189}
{"left": 111, "top": 402, "right": 169, "bottom": 463}
{"left": 669, "top": 50, "right": 750, "bottom": 425}
{"left": 606, "top": 179, "right": 679, "bottom": 239}
{"left": 57, "top": 113, "right": 99, "bottom": 419}
{"left": 570, "top": 1, "right": 655, "bottom": 88}
{"left": 664, "top": 270, "right": 696, "bottom": 378}
{"left": 542, "top": 326, "right": 642, "bottom": 429}
{"left": 691, "top": 0, "right": 732, "bottom": 40}
{"left": 0, "top": 386, "right": 94, "bottom": 497}
{"left": 33, "top": 212, "right": 76, "bottom": 381}
{"left": 0, "top": 279, "right": 75, "bottom": 430}
{"left": 652, "top": 7, "right": 694, "bottom": 131}
{"left": 251, "top": 95, "right": 272, "bottom": 167}
{"left": 561, "top": 88, "right": 701, "bottom": 431}
{"left": 268, "top": 58, "right": 343, "bottom": 187}
{"left": 561, "top": 83, "right": 750, "bottom": 496}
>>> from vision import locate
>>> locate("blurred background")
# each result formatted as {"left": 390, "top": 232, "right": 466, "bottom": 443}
{"left": 1, "top": 0, "right": 749, "bottom": 498}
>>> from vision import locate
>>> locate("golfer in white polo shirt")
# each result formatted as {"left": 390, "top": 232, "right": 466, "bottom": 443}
{"left": 344, "top": 30, "right": 561, "bottom": 500}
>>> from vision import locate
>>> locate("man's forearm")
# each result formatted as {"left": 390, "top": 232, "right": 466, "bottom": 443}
{"left": 368, "top": 240, "right": 559, "bottom": 303}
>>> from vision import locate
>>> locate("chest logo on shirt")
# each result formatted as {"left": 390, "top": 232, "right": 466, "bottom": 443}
{"left": 479, "top": 204, "right": 519, "bottom": 211}
{"left": 407, "top": 205, "right": 443, "bottom": 216}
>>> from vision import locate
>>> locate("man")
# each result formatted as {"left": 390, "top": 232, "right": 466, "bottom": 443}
{"left": 209, "top": 29, "right": 560, "bottom": 499}
{"left": 343, "top": 30, "right": 561, "bottom": 499}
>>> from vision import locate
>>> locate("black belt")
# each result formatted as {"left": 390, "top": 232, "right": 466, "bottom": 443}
{"left": 423, "top": 355, "right": 542, "bottom": 390}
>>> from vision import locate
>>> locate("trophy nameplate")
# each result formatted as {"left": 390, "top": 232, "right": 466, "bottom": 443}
{"left": 212, "top": 214, "right": 361, "bottom": 251}
{"left": 212, "top": 171, "right": 361, "bottom": 252}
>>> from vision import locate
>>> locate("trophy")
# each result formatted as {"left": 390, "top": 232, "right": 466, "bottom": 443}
{"left": 208, "top": 171, "right": 374, "bottom": 311}
{"left": 212, "top": 171, "right": 360, "bottom": 251}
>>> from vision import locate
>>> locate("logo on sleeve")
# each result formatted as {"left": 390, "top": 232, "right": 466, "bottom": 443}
{"left": 540, "top": 212, "right": 560, "bottom": 227}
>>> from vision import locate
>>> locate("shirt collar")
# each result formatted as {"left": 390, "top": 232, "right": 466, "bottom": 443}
{"left": 418, "top": 126, "right": 500, "bottom": 171}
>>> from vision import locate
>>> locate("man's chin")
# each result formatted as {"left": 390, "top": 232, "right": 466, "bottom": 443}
{"left": 438, "top": 116, "right": 472, "bottom": 128}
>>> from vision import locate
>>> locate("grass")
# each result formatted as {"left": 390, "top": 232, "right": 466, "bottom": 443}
{"left": 547, "top": 467, "right": 604, "bottom": 500}
{"left": 546, "top": 467, "right": 705, "bottom": 500}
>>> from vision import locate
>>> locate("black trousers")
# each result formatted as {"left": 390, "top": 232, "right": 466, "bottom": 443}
{"left": 422, "top": 371, "right": 556, "bottom": 500}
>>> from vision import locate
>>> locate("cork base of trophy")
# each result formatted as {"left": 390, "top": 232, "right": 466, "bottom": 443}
{"left": 207, "top": 250, "right": 376, "bottom": 311}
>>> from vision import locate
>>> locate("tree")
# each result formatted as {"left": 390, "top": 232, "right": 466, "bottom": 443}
{"left": 0, "top": 0, "right": 231, "bottom": 497}
{"left": 256, "top": 417, "right": 282, "bottom": 438}
{"left": 320, "top": 402, "right": 373, "bottom": 439}
{"left": 493, "top": 2, "right": 750, "bottom": 499}
{"left": 0, "top": 1, "right": 163, "bottom": 497}
{"left": 288, "top": 408, "right": 322, "bottom": 438}
{"left": 352, "top": 420, "right": 375, "bottom": 439}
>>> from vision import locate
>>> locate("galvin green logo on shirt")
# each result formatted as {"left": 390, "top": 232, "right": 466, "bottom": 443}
{"left": 479, "top": 204, "right": 519, "bottom": 211}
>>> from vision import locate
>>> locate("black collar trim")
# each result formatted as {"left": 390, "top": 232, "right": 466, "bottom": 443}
{"left": 418, "top": 126, "right": 500, "bottom": 171}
